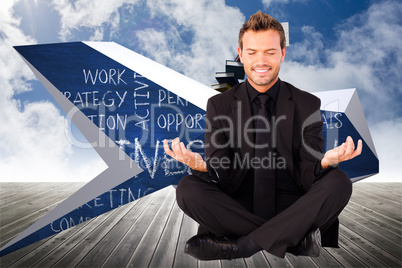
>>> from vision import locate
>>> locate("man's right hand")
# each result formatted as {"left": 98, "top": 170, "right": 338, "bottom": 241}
{"left": 163, "top": 138, "right": 207, "bottom": 172}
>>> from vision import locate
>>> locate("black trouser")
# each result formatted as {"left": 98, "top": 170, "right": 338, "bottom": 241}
{"left": 176, "top": 168, "right": 352, "bottom": 258}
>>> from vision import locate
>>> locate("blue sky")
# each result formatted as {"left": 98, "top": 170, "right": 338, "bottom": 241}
{"left": 0, "top": 0, "right": 401, "bottom": 182}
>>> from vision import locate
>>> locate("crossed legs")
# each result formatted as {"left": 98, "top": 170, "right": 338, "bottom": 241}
{"left": 176, "top": 169, "right": 352, "bottom": 258}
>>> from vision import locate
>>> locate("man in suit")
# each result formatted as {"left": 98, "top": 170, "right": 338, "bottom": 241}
{"left": 164, "top": 11, "right": 362, "bottom": 260}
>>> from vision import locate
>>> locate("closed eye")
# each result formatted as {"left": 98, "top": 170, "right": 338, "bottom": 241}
{"left": 266, "top": 50, "right": 277, "bottom": 55}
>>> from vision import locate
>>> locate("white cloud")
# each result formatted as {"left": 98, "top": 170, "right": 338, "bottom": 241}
{"left": 50, "top": 0, "right": 245, "bottom": 85}
{"left": 262, "top": 0, "right": 288, "bottom": 9}
{"left": 286, "top": 26, "right": 325, "bottom": 66}
{"left": 0, "top": 0, "right": 106, "bottom": 182}
{"left": 364, "top": 119, "right": 402, "bottom": 182}
{"left": 51, "top": 0, "right": 135, "bottom": 41}
{"left": 262, "top": 0, "right": 309, "bottom": 9}
{"left": 0, "top": 0, "right": 243, "bottom": 182}
{"left": 282, "top": 0, "right": 402, "bottom": 122}
{"left": 136, "top": 0, "right": 245, "bottom": 85}
{"left": 0, "top": 101, "right": 106, "bottom": 182}
{"left": 89, "top": 27, "right": 104, "bottom": 41}
{"left": 134, "top": 28, "right": 174, "bottom": 66}
{"left": 2, "top": 0, "right": 400, "bottom": 183}
{"left": 0, "top": 0, "right": 36, "bottom": 91}
{"left": 279, "top": 0, "right": 402, "bottom": 181}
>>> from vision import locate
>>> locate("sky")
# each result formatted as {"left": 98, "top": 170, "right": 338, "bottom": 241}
{"left": 0, "top": 0, "right": 401, "bottom": 182}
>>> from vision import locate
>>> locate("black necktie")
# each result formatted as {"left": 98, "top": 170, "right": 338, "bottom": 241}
{"left": 253, "top": 94, "right": 276, "bottom": 220}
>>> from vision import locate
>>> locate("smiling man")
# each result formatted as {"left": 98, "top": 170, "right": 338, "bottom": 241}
{"left": 240, "top": 28, "right": 285, "bottom": 92}
{"left": 164, "top": 11, "right": 362, "bottom": 260}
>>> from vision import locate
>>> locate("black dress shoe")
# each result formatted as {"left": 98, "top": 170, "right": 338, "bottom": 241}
{"left": 185, "top": 234, "right": 239, "bottom": 260}
{"left": 287, "top": 228, "right": 321, "bottom": 257}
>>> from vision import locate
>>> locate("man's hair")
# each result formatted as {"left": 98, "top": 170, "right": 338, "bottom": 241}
{"left": 238, "top": 11, "right": 286, "bottom": 50}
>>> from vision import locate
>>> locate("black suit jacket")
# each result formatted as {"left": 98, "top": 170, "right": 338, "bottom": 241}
{"left": 205, "top": 79, "right": 324, "bottom": 196}
{"left": 197, "top": 79, "right": 341, "bottom": 248}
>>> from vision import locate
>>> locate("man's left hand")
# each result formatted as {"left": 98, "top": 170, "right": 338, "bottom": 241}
{"left": 321, "top": 136, "right": 363, "bottom": 169}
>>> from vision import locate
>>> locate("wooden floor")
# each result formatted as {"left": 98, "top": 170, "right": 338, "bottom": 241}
{"left": 0, "top": 182, "right": 401, "bottom": 267}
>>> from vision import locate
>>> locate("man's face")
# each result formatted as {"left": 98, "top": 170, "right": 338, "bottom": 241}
{"left": 238, "top": 29, "right": 286, "bottom": 93}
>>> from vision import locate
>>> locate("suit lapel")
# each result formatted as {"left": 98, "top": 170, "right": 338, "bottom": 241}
{"left": 232, "top": 83, "right": 254, "bottom": 160}
{"left": 231, "top": 81, "right": 295, "bottom": 174}
{"left": 276, "top": 81, "right": 295, "bottom": 175}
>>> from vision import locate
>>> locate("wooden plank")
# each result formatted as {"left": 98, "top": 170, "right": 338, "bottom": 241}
{"left": 324, "top": 246, "right": 366, "bottom": 268}
{"left": 310, "top": 247, "right": 343, "bottom": 267}
{"left": 100, "top": 187, "right": 171, "bottom": 267}
{"left": 0, "top": 183, "right": 84, "bottom": 227}
{"left": 7, "top": 216, "right": 95, "bottom": 267}
{"left": 0, "top": 182, "right": 76, "bottom": 207}
{"left": 340, "top": 226, "right": 401, "bottom": 267}
{"left": 244, "top": 251, "right": 270, "bottom": 267}
{"left": 338, "top": 233, "right": 390, "bottom": 267}
{"left": 1, "top": 209, "right": 51, "bottom": 248}
{"left": 347, "top": 200, "right": 401, "bottom": 230}
{"left": 342, "top": 206, "right": 401, "bottom": 246}
{"left": 355, "top": 182, "right": 402, "bottom": 198}
{"left": 14, "top": 208, "right": 118, "bottom": 268}
{"left": 0, "top": 183, "right": 85, "bottom": 262}
{"left": 0, "top": 183, "right": 80, "bottom": 233}
{"left": 0, "top": 182, "right": 56, "bottom": 193}
{"left": 1, "top": 194, "right": 80, "bottom": 246}
{"left": 285, "top": 254, "right": 318, "bottom": 267}
{"left": 0, "top": 182, "right": 63, "bottom": 195}
{"left": 220, "top": 258, "right": 246, "bottom": 267}
{"left": 348, "top": 189, "right": 401, "bottom": 222}
{"left": 149, "top": 201, "right": 184, "bottom": 267}
{"left": 0, "top": 182, "right": 16, "bottom": 192}
{"left": 173, "top": 214, "right": 198, "bottom": 267}
{"left": 339, "top": 213, "right": 401, "bottom": 259}
{"left": 126, "top": 187, "right": 177, "bottom": 267}
{"left": 345, "top": 202, "right": 401, "bottom": 236}
{"left": 0, "top": 236, "right": 54, "bottom": 267}
{"left": 199, "top": 259, "right": 221, "bottom": 268}
{"left": 264, "top": 251, "right": 292, "bottom": 267}
{"left": 73, "top": 191, "right": 158, "bottom": 267}
{"left": 43, "top": 200, "right": 139, "bottom": 267}
{"left": 0, "top": 182, "right": 74, "bottom": 207}
{"left": 1, "top": 182, "right": 401, "bottom": 267}
{"left": 352, "top": 186, "right": 401, "bottom": 207}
